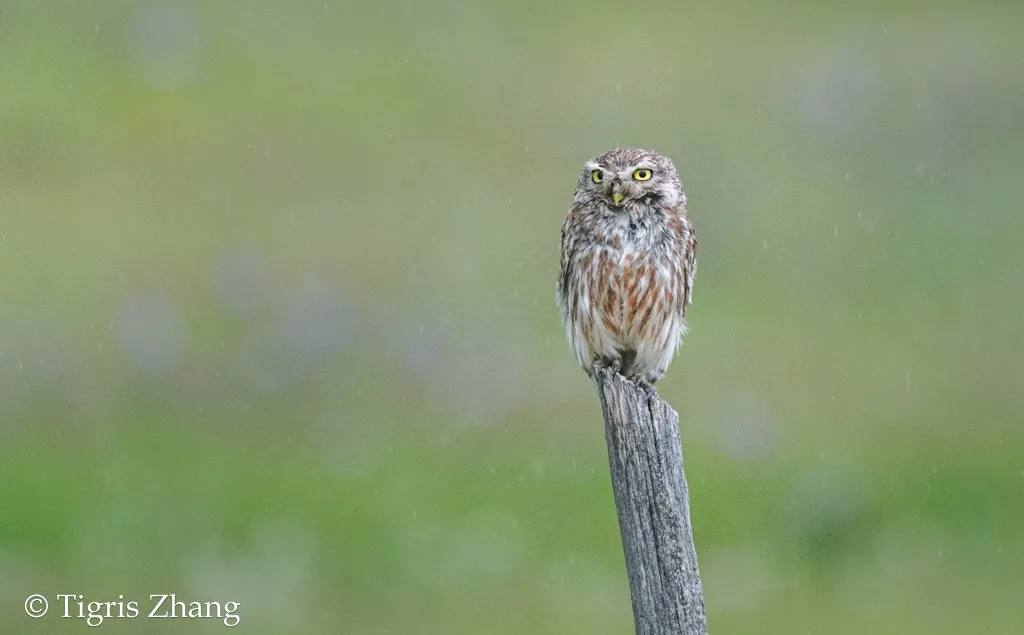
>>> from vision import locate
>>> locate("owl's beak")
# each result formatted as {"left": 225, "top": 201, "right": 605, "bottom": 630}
{"left": 612, "top": 189, "right": 624, "bottom": 205}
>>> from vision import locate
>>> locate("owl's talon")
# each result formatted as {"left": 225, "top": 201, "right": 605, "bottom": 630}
{"left": 593, "top": 357, "right": 622, "bottom": 376}
{"left": 637, "top": 379, "right": 657, "bottom": 400}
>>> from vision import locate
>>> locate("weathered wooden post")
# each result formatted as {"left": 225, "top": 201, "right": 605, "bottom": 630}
{"left": 594, "top": 368, "right": 708, "bottom": 635}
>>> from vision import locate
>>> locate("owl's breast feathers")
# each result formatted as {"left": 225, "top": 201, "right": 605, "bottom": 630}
{"left": 557, "top": 202, "right": 696, "bottom": 381}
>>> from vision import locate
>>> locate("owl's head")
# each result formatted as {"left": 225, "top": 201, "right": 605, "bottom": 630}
{"left": 574, "top": 148, "right": 685, "bottom": 210}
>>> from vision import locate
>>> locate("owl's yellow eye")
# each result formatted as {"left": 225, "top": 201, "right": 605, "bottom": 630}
{"left": 633, "top": 168, "right": 653, "bottom": 181}
{"left": 591, "top": 170, "right": 603, "bottom": 183}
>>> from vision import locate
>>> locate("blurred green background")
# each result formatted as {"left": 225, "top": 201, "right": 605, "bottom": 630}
{"left": 2, "top": 1, "right": 1022, "bottom": 633}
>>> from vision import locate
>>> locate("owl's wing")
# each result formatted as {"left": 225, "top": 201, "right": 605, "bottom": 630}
{"left": 683, "top": 226, "right": 697, "bottom": 308}
{"left": 668, "top": 206, "right": 697, "bottom": 314}
{"left": 556, "top": 207, "right": 579, "bottom": 307}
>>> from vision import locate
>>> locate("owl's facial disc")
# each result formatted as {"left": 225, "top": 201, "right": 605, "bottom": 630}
{"left": 581, "top": 158, "right": 663, "bottom": 209}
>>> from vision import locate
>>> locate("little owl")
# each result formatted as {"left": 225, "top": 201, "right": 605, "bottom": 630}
{"left": 556, "top": 148, "right": 697, "bottom": 387}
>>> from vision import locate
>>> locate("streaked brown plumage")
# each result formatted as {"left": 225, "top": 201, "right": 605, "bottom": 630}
{"left": 556, "top": 148, "right": 696, "bottom": 385}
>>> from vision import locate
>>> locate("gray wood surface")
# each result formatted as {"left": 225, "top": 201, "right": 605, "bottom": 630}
{"left": 595, "top": 368, "right": 708, "bottom": 635}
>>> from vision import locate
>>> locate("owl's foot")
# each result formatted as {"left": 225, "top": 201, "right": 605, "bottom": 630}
{"left": 592, "top": 356, "right": 623, "bottom": 376}
{"left": 637, "top": 378, "right": 658, "bottom": 401}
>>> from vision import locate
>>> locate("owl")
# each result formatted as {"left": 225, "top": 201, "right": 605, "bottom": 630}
{"left": 556, "top": 148, "right": 697, "bottom": 388}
